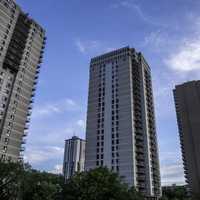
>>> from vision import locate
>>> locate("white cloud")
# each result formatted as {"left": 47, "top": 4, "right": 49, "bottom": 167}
{"left": 75, "top": 38, "right": 99, "bottom": 54}
{"left": 161, "top": 163, "right": 185, "bottom": 186}
{"left": 166, "top": 37, "right": 200, "bottom": 72}
{"left": 111, "top": 0, "right": 164, "bottom": 27}
{"left": 32, "top": 98, "right": 79, "bottom": 118}
{"left": 76, "top": 119, "right": 85, "bottom": 129}
{"left": 165, "top": 15, "right": 200, "bottom": 73}
{"left": 50, "top": 164, "right": 63, "bottom": 174}
{"left": 24, "top": 146, "right": 64, "bottom": 165}
{"left": 74, "top": 38, "right": 116, "bottom": 55}
{"left": 142, "top": 30, "right": 170, "bottom": 50}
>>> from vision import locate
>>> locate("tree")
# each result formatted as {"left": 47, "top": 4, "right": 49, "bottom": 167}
{"left": 0, "top": 160, "right": 64, "bottom": 200}
{"left": 62, "top": 167, "right": 144, "bottom": 200}
{"left": 0, "top": 159, "right": 23, "bottom": 200}
{"left": 162, "top": 186, "right": 190, "bottom": 200}
{"left": 0, "top": 161, "right": 147, "bottom": 200}
{"left": 19, "top": 168, "right": 63, "bottom": 200}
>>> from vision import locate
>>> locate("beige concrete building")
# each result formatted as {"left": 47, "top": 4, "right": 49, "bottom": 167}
{"left": 63, "top": 136, "right": 85, "bottom": 180}
{"left": 85, "top": 47, "right": 161, "bottom": 199}
{"left": 174, "top": 81, "right": 200, "bottom": 197}
{"left": 0, "top": 0, "right": 45, "bottom": 161}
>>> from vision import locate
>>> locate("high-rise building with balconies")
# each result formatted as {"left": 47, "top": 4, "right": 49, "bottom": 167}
{"left": 63, "top": 136, "right": 85, "bottom": 180}
{"left": 174, "top": 81, "right": 200, "bottom": 197}
{"left": 85, "top": 47, "right": 161, "bottom": 199}
{"left": 0, "top": 0, "right": 46, "bottom": 162}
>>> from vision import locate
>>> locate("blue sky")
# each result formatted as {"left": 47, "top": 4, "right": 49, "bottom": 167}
{"left": 16, "top": 0, "right": 200, "bottom": 185}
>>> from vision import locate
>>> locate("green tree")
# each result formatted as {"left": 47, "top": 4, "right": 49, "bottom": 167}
{"left": 0, "top": 159, "right": 23, "bottom": 200}
{"left": 19, "top": 168, "right": 63, "bottom": 200}
{"left": 162, "top": 185, "right": 189, "bottom": 200}
{"left": 62, "top": 167, "right": 144, "bottom": 200}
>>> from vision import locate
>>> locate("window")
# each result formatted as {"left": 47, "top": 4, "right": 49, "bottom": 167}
{"left": 116, "top": 166, "right": 119, "bottom": 172}
{"left": 8, "top": 122, "right": 12, "bottom": 127}
{"left": 3, "top": 146, "right": 7, "bottom": 152}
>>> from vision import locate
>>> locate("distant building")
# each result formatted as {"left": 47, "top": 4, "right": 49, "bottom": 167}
{"left": 0, "top": 0, "right": 46, "bottom": 161}
{"left": 85, "top": 47, "right": 161, "bottom": 199}
{"left": 174, "top": 81, "right": 200, "bottom": 197}
{"left": 63, "top": 136, "right": 85, "bottom": 180}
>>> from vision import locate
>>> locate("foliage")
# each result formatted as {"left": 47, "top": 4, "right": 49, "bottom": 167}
{"left": 1, "top": 160, "right": 194, "bottom": 200}
{"left": 161, "top": 186, "right": 190, "bottom": 200}
{"left": 0, "top": 160, "right": 63, "bottom": 200}
{"left": 62, "top": 167, "right": 144, "bottom": 200}
{"left": 19, "top": 168, "right": 63, "bottom": 200}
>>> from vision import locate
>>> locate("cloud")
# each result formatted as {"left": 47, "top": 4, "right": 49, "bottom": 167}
{"left": 32, "top": 98, "right": 79, "bottom": 118}
{"left": 76, "top": 119, "right": 85, "bottom": 129}
{"left": 161, "top": 163, "right": 185, "bottom": 186}
{"left": 50, "top": 164, "right": 63, "bottom": 174}
{"left": 165, "top": 15, "right": 200, "bottom": 73}
{"left": 75, "top": 38, "right": 100, "bottom": 54}
{"left": 74, "top": 38, "right": 115, "bottom": 55}
{"left": 166, "top": 37, "right": 200, "bottom": 72}
{"left": 142, "top": 30, "right": 170, "bottom": 50}
{"left": 24, "top": 146, "right": 64, "bottom": 165}
{"left": 111, "top": 0, "right": 164, "bottom": 27}
{"left": 159, "top": 150, "right": 185, "bottom": 186}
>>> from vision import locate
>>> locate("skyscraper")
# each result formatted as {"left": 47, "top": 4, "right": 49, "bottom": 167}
{"left": 174, "top": 81, "right": 200, "bottom": 197}
{"left": 0, "top": 0, "right": 46, "bottom": 161}
{"left": 63, "top": 136, "right": 85, "bottom": 180}
{"left": 85, "top": 47, "right": 161, "bottom": 198}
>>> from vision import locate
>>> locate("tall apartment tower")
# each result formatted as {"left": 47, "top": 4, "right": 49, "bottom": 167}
{"left": 174, "top": 81, "right": 200, "bottom": 197}
{"left": 63, "top": 136, "right": 86, "bottom": 180}
{"left": 85, "top": 47, "right": 161, "bottom": 199}
{"left": 0, "top": 0, "right": 45, "bottom": 161}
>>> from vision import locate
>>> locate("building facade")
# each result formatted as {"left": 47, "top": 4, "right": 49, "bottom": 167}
{"left": 63, "top": 136, "right": 86, "bottom": 180}
{"left": 85, "top": 47, "right": 161, "bottom": 198}
{"left": 174, "top": 81, "right": 200, "bottom": 197}
{"left": 0, "top": 0, "right": 45, "bottom": 161}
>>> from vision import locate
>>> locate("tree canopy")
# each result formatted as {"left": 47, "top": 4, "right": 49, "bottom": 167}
{"left": 0, "top": 160, "right": 193, "bottom": 200}
{"left": 63, "top": 167, "right": 144, "bottom": 200}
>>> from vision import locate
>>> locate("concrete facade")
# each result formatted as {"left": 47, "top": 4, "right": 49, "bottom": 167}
{"left": 63, "top": 136, "right": 85, "bottom": 180}
{"left": 174, "top": 81, "right": 200, "bottom": 197}
{"left": 85, "top": 47, "right": 161, "bottom": 198}
{"left": 0, "top": 0, "right": 45, "bottom": 161}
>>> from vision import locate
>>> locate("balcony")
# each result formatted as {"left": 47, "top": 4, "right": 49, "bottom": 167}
{"left": 136, "top": 141, "right": 143, "bottom": 148}
{"left": 30, "top": 99, "right": 34, "bottom": 104}
{"left": 135, "top": 134, "right": 143, "bottom": 141}
{"left": 136, "top": 154, "right": 145, "bottom": 161}
{"left": 137, "top": 168, "right": 146, "bottom": 174}
{"left": 21, "top": 139, "right": 26, "bottom": 144}
{"left": 136, "top": 147, "right": 144, "bottom": 153}
{"left": 20, "top": 146, "right": 25, "bottom": 152}
{"left": 137, "top": 175, "right": 146, "bottom": 181}
{"left": 137, "top": 161, "right": 145, "bottom": 167}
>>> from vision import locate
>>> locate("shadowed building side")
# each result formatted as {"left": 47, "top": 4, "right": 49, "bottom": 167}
{"left": 174, "top": 81, "right": 200, "bottom": 197}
